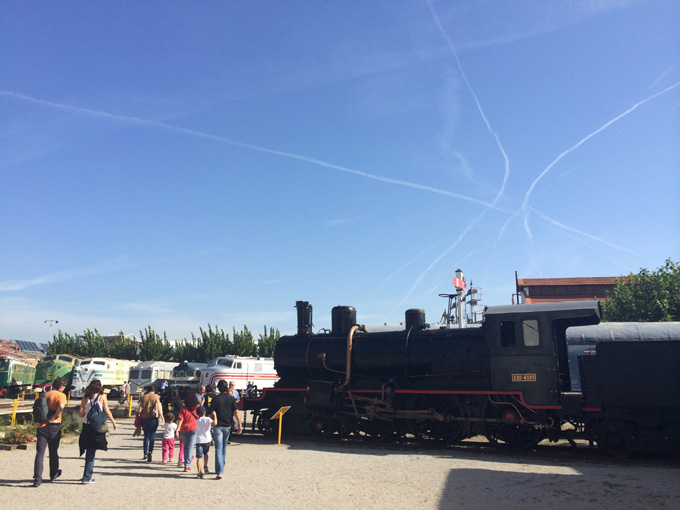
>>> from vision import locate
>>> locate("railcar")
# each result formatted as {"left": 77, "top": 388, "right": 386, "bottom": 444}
{"left": 200, "top": 356, "right": 278, "bottom": 395}
{"left": 34, "top": 354, "right": 81, "bottom": 390}
{"left": 170, "top": 361, "right": 206, "bottom": 386}
{"left": 243, "top": 300, "right": 680, "bottom": 455}
{"left": 71, "top": 357, "right": 138, "bottom": 398}
{"left": 0, "top": 356, "right": 37, "bottom": 395}
{"left": 128, "top": 361, "right": 177, "bottom": 394}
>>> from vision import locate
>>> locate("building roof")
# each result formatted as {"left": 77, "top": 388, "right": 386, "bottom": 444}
{"left": 517, "top": 277, "right": 620, "bottom": 286}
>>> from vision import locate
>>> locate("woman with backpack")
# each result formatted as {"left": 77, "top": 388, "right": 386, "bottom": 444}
{"left": 78, "top": 380, "right": 117, "bottom": 484}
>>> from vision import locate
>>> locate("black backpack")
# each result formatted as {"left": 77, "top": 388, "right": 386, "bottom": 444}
{"left": 33, "top": 393, "right": 53, "bottom": 423}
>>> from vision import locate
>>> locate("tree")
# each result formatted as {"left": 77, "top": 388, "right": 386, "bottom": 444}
{"left": 602, "top": 258, "right": 680, "bottom": 322}
{"left": 138, "top": 326, "right": 173, "bottom": 361}
{"left": 173, "top": 338, "right": 200, "bottom": 363}
{"left": 232, "top": 326, "right": 257, "bottom": 356}
{"left": 80, "top": 329, "right": 110, "bottom": 357}
{"left": 109, "top": 332, "right": 139, "bottom": 360}
{"left": 197, "top": 325, "right": 231, "bottom": 362}
{"left": 258, "top": 326, "right": 280, "bottom": 358}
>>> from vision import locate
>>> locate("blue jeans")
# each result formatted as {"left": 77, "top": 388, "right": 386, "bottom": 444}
{"left": 82, "top": 447, "right": 96, "bottom": 482}
{"left": 141, "top": 418, "right": 159, "bottom": 456}
{"left": 212, "top": 425, "right": 231, "bottom": 476}
{"left": 179, "top": 429, "right": 197, "bottom": 468}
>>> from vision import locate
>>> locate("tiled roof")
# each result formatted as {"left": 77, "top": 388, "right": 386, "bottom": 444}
{"left": 517, "top": 277, "right": 621, "bottom": 286}
{"left": 524, "top": 297, "right": 601, "bottom": 304}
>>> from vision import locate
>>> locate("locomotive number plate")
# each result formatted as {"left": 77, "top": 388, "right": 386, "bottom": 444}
{"left": 511, "top": 373, "right": 537, "bottom": 382}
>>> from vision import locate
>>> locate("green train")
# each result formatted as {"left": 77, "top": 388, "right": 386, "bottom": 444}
{"left": 34, "top": 354, "right": 81, "bottom": 390}
{"left": 0, "top": 356, "right": 37, "bottom": 396}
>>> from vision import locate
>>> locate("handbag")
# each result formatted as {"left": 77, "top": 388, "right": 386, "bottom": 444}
{"left": 133, "top": 410, "right": 141, "bottom": 428}
{"left": 87, "top": 395, "right": 108, "bottom": 431}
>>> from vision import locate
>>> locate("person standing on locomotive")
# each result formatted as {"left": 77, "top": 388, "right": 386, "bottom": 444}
{"left": 209, "top": 380, "right": 242, "bottom": 480}
{"left": 32, "top": 377, "right": 68, "bottom": 487}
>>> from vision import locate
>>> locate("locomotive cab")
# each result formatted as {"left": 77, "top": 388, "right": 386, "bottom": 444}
{"left": 485, "top": 301, "right": 601, "bottom": 406}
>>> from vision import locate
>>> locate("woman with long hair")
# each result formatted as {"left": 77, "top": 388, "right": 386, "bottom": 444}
{"left": 78, "top": 380, "right": 117, "bottom": 484}
{"left": 138, "top": 384, "right": 164, "bottom": 462}
{"left": 176, "top": 391, "right": 200, "bottom": 471}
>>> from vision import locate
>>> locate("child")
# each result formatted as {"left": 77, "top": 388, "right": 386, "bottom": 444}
{"left": 162, "top": 412, "right": 177, "bottom": 463}
{"left": 194, "top": 406, "right": 217, "bottom": 479}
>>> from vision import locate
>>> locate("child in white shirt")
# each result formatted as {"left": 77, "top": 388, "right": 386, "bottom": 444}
{"left": 194, "top": 406, "right": 217, "bottom": 478}
{"left": 162, "top": 412, "right": 178, "bottom": 463}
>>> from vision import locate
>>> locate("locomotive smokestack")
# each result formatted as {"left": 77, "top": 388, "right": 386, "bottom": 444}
{"left": 296, "top": 301, "right": 313, "bottom": 336}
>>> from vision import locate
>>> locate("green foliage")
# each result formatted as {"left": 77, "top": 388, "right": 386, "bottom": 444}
{"left": 197, "top": 325, "right": 231, "bottom": 362}
{"left": 138, "top": 326, "right": 174, "bottom": 362}
{"left": 233, "top": 326, "right": 257, "bottom": 357}
{"left": 258, "top": 326, "right": 280, "bottom": 357}
{"left": 602, "top": 258, "right": 680, "bottom": 322}
{"left": 47, "top": 320, "right": 281, "bottom": 363}
{"left": 109, "top": 332, "right": 139, "bottom": 360}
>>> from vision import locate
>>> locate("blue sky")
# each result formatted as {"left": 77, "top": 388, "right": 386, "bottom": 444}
{"left": 1, "top": 1, "right": 679, "bottom": 344}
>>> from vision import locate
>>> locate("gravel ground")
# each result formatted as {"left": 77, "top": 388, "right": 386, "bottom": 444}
{"left": 1, "top": 420, "right": 679, "bottom": 510}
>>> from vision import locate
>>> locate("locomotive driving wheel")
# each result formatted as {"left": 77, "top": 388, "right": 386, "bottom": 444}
{"left": 408, "top": 394, "right": 466, "bottom": 445}
{"left": 483, "top": 397, "right": 544, "bottom": 451}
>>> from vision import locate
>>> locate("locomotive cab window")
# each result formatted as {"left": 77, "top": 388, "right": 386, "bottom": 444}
{"left": 500, "top": 321, "right": 516, "bottom": 347}
{"left": 523, "top": 320, "right": 540, "bottom": 347}
{"left": 235, "top": 362, "right": 242, "bottom": 369}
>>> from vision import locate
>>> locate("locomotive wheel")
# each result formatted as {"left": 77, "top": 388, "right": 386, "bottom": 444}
{"left": 483, "top": 399, "right": 544, "bottom": 451}
{"left": 335, "top": 416, "right": 357, "bottom": 437}
{"left": 408, "top": 394, "right": 466, "bottom": 445}
{"left": 256, "top": 411, "right": 276, "bottom": 436}
{"left": 310, "top": 414, "right": 335, "bottom": 437}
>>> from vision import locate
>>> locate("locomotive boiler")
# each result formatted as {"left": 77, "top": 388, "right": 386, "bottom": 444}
{"left": 244, "top": 300, "right": 680, "bottom": 454}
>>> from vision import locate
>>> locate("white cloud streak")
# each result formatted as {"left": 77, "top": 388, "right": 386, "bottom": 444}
{"left": 521, "top": 80, "right": 680, "bottom": 240}
{"left": 0, "top": 90, "right": 505, "bottom": 211}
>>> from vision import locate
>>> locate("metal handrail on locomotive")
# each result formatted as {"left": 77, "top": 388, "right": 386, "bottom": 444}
{"left": 200, "top": 355, "right": 278, "bottom": 396}
{"left": 242, "top": 300, "right": 680, "bottom": 455}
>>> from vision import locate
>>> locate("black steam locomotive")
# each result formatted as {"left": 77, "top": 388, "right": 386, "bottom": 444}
{"left": 243, "top": 300, "right": 680, "bottom": 454}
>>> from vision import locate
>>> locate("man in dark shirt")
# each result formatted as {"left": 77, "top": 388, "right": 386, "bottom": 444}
{"left": 209, "top": 380, "right": 242, "bottom": 479}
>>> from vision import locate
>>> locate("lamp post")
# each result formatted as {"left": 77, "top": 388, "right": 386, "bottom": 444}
{"left": 44, "top": 319, "right": 59, "bottom": 344}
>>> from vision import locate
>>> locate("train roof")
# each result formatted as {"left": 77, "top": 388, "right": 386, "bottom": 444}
{"left": 130, "top": 360, "right": 177, "bottom": 369}
{"left": 485, "top": 300, "right": 601, "bottom": 324}
{"left": 566, "top": 322, "right": 680, "bottom": 343}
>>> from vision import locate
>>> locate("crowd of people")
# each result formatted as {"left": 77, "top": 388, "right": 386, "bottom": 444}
{"left": 31, "top": 377, "right": 242, "bottom": 486}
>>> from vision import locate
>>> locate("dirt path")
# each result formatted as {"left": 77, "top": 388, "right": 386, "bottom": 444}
{"left": 1, "top": 421, "right": 678, "bottom": 509}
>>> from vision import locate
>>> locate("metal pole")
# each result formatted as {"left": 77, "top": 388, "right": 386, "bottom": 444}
{"left": 44, "top": 319, "right": 59, "bottom": 344}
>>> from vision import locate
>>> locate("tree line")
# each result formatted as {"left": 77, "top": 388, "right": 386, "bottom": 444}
{"left": 48, "top": 324, "right": 281, "bottom": 362}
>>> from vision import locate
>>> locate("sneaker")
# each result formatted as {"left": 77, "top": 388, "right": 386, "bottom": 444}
{"left": 183, "top": 467, "right": 191, "bottom": 472}
{"left": 82, "top": 479, "right": 96, "bottom": 485}
{"left": 50, "top": 469, "right": 62, "bottom": 482}
{"left": 147, "top": 453, "right": 152, "bottom": 463}
{"left": 198, "top": 473, "right": 204, "bottom": 479}
{"left": 204, "top": 466, "right": 210, "bottom": 474}
{"left": 215, "top": 475, "right": 223, "bottom": 480}
{"left": 32, "top": 481, "right": 41, "bottom": 488}
{"left": 178, "top": 461, "right": 183, "bottom": 467}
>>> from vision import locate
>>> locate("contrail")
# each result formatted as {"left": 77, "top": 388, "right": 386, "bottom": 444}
{"left": 401, "top": 1, "right": 512, "bottom": 303}
{"left": 521, "top": 80, "right": 680, "bottom": 240}
{"left": 0, "top": 90, "right": 506, "bottom": 211}
{"left": 426, "top": 0, "right": 511, "bottom": 205}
